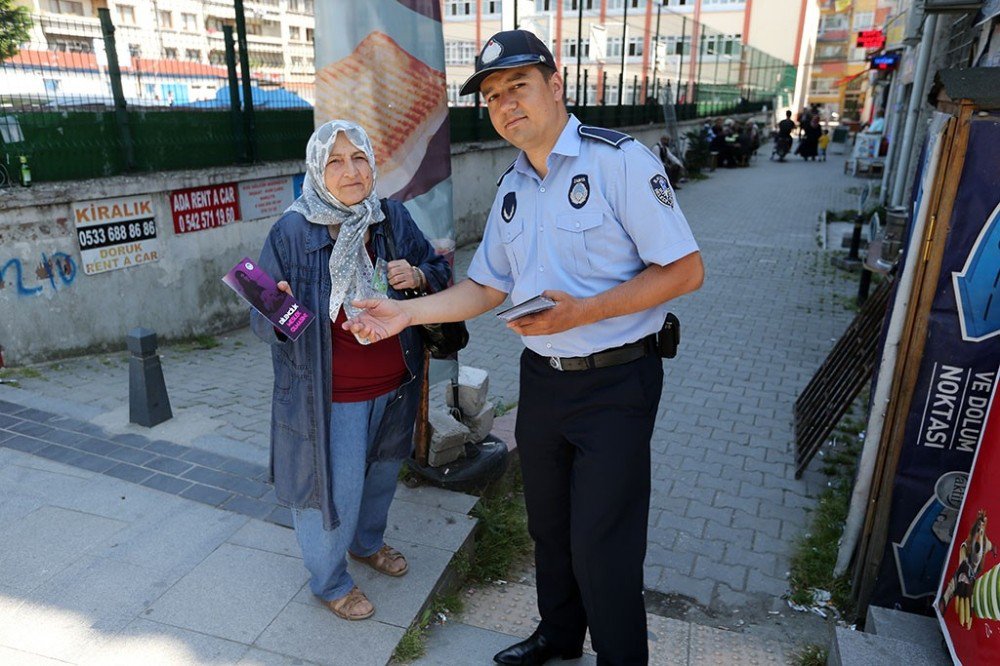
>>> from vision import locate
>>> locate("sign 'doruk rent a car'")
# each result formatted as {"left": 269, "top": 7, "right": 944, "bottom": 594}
{"left": 72, "top": 195, "right": 160, "bottom": 276}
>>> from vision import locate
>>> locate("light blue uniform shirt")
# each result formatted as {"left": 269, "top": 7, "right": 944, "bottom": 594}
{"left": 468, "top": 115, "right": 699, "bottom": 358}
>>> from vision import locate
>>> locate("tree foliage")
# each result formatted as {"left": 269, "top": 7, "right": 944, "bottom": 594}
{"left": 0, "top": 0, "right": 32, "bottom": 61}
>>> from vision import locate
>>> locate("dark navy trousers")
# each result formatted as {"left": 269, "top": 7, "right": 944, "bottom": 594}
{"left": 515, "top": 348, "right": 663, "bottom": 666}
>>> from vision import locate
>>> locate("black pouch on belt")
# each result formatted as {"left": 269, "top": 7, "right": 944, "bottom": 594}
{"left": 657, "top": 313, "right": 680, "bottom": 359}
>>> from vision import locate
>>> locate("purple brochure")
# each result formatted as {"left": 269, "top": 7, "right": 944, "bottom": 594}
{"left": 222, "top": 257, "right": 315, "bottom": 341}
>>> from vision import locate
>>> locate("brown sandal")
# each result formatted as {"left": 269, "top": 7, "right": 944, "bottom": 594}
{"left": 325, "top": 585, "right": 374, "bottom": 621}
{"left": 350, "top": 544, "right": 409, "bottom": 577}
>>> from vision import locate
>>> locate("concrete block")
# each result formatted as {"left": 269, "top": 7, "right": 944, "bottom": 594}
{"left": 829, "top": 626, "right": 950, "bottom": 666}
{"left": 865, "top": 605, "right": 947, "bottom": 654}
{"left": 462, "top": 400, "right": 495, "bottom": 444}
{"left": 428, "top": 442, "right": 465, "bottom": 467}
{"left": 428, "top": 408, "right": 470, "bottom": 454}
{"left": 444, "top": 365, "right": 489, "bottom": 415}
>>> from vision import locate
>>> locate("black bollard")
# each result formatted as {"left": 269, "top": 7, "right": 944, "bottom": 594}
{"left": 127, "top": 327, "right": 172, "bottom": 427}
{"left": 847, "top": 213, "right": 865, "bottom": 261}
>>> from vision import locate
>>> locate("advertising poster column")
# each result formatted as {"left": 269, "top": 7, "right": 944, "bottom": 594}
{"left": 871, "top": 115, "right": 1000, "bottom": 613}
{"left": 313, "top": 0, "right": 454, "bottom": 259}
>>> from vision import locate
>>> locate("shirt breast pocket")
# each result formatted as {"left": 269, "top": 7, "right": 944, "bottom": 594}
{"left": 556, "top": 213, "right": 603, "bottom": 277}
{"left": 499, "top": 216, "right": 525, "bottom": 275}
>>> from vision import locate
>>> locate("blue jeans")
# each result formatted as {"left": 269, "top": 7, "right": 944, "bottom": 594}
{"left": 292, "top": 389, "right": 404, "bottom": 601}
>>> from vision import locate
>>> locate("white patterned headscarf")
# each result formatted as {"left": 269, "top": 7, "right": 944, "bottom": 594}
{"left": 286, "top": 119, "right": 386, "bottom": 322}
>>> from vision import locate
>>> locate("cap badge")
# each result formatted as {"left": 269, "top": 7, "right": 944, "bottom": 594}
{"left": 568, "top": 174, "right": 590, "bottom": 209}
{"left": 481, "top": 39, "right": 503, "bottom": 65}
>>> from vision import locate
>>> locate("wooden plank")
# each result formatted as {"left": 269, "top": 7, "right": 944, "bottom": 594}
{"left": 852, "top": 105, "right": 973, "bottom": 615}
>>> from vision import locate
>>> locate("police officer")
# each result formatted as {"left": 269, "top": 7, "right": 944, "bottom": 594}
{"left": 345, "top": 29, "right": 703, "bottom": 665}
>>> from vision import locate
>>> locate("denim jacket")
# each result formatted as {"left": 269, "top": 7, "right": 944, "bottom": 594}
{"left": 250, "top": 200, "right": 451, "bottom": 530}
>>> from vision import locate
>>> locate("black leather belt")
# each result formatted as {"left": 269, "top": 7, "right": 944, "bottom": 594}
{"left": 542, "top": 335, "right": 657, "bottom": 372}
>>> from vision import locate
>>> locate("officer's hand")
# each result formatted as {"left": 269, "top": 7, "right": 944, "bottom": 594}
{"left": 276, "top": 280, "right": 293, "bottom": 297}
{"left": 343, "top": 298, "right": 411, "bottom": 343}
{"left": 506, "top": 290, "right": 586, "bottom": 336}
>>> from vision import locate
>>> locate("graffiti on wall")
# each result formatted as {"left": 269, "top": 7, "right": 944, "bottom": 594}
{"left": 0, "top": 251, "right": 77, "bottom": 297}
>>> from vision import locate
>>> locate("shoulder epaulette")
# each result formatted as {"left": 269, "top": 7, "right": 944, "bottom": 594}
{"left": 496, "top": 159, "right": 517, "bottom": 187}
{"left": 578, "top": 125, "right": 633, "bottom": 148}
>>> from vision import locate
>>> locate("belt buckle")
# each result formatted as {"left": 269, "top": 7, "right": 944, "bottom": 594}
{"left": 549, "top": 356, "right": 563, "bottom": 371}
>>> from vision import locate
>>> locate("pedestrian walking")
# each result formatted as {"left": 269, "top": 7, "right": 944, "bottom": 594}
{"left": 250, "top": 120, "right": 451, "bottom": 622}
{"left": 344, "top": 29, "right": 703, "bottom": 666}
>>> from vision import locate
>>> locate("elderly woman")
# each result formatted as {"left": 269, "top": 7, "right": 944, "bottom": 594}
{"left": 251, "top": 120, "right": 450, "bottom": 621}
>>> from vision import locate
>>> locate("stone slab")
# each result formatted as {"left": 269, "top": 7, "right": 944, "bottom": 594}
{"left": 384, "top": 497, "right": 477, "bottom": 553}
{"left": 145, "top": 543, "right": 307, "bottom": 644}
{"left": 253, "top": 600, "right": 405, "bottom": 666}
{"left": 0, "top": 557, "right": 167, "bottom": 662}
{"left": 293, "top": 540, "right": 454, "bottom": 629}
{"left": 830, "top": 626, "right": 951, "bottom": 666}
{"left": 77, "top": 618, "right": 251, "bottom": 666}
{"left": 0, "top": 504, "right": 127, "bottom": 593}
{"left": 392, "top": 483, "right": 479, "bottom": 515}
{"left": 865, "top": 605, "right": 947, "bottom": 654}
{"left": 227, "top": 518, "right": 302, "bottom": 559}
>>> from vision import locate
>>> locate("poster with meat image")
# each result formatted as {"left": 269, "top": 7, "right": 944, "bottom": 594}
{"left": 314, "top": 1, "right": 454, "bottom": 258}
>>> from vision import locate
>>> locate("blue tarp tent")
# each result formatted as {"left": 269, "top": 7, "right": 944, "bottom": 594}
{"left": 182, "top": 85, "right": 312, "bottom": 109}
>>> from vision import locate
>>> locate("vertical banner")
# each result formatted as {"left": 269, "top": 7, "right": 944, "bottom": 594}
{"left": 936, "top": 380, "right": 1000, "bottom": 665}
{"left": 872, "top": 115, "right": 1000, "bottom": 614}
{"left": 313, "top": 0, "right": 454, "bottom": 258}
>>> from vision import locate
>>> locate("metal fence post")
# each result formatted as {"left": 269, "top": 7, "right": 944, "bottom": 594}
{"left": 97, "top": 8, "right": 135, "bottom": 171}
{"left": 223, "top": 25, "right": 248, "bottom": 162}
{"left": 234, "top": 0, "right": 257, "bottom": 162}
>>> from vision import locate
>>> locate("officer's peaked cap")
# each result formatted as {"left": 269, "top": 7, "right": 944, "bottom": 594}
{"left": 459, "top": 30, "right": 556, "bottom": 96}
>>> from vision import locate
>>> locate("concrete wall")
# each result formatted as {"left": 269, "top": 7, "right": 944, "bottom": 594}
{"left": 0, "top": 115, "right": 739, "bottom": 365}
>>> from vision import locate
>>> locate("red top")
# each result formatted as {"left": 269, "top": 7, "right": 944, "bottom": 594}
{"left": 330, "top": 306, "right": 407, "bottom": 403}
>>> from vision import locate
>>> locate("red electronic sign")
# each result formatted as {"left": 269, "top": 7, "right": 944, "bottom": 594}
{"left": 171, "top": 183, "right": 241, "bottom": 234}
{"left": 857, "top": 29, "right": 886, "bottom": 50}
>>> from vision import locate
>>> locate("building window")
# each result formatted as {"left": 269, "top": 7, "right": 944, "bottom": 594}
{"left": 47, "top": 0, "right": 84, "bottom": 15}
{"left": 445, "top": 1, "right": 474, "bottom": 16}
{"left": 289, "top": 25, "right": 301, "bottom": 40}
{"left": 185, "top": 49, "right": 201, "bottom": 61}
{"left": 117, "top": 4, "right": 136, "bottom": 24}
{"left": 129, "top": 43, "right": 141, "bottom": 58}
{"left": 809, "top": 78, "right": 838, "bottom": 95}
{"left": 164, "top": 47, "right": 177, "bottom": 59}
{"left": 563, "top": 0, "right": 596, "bottom": 9}
{"left": 158, "top": 10, "right": 172, "bottom": 29}
{"left": 627, "top": 36, "right": 643, "bottom": 56}
{"left": 562, "top": 39, "right": 591, "bottom": 58}
{"left": 484, "top": 0, "right": 502, "bottom": 14}
{"left": 50, "top": 37, "right": 92, "bottom": 52}
{"left": 182, "top": 13, "right": 198, "bottom": 32}
{"left": 445, "top": 39, "right": 477, "bottom": 65}
{"left": 820, "top": 14, "right": 849, "bottom": 33}
{"left": 291, "top": 55, "right": 303, "bottom": 67}
{"left": 852, "top": 12, "right": 874, "bottom": 30}
{"left": 606, "top": 0, "right": 645, "bottom": 10}
{"left": 606, "top": 37, "right": 622, "bottom": 57}
{"left": 306, "top": 28, "right": 314, "bottom": 43}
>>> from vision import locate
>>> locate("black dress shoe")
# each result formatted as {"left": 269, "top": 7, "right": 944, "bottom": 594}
{"left": 493, "top": 631, "right": 583, "bottom": 665}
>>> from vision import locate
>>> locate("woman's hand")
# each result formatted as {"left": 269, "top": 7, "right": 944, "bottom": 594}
{"left": 276, "top": 281, "right": 293, "bottom": 297}
{"left": 386, "top": 260, "right": 424, "bottom": 291}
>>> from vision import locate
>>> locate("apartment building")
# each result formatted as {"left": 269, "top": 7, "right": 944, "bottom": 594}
{"left": 16, "top": 0, "right": 316, "bottom": 101}
{"left": 807, "top": 0, "right": 897, "bottom": 120}
{"left": 442, "top": 0, "right": 818, "bottom": 111}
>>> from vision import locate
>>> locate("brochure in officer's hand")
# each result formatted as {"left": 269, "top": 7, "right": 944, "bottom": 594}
{"left": 222, "top": 257, "right": 315, "bottom": 341}
{"left": 496, "top": 295, "right": 557, "bottom": 322}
